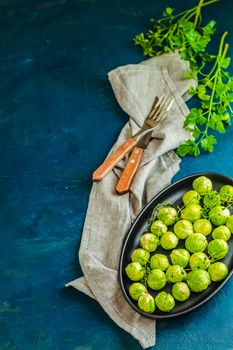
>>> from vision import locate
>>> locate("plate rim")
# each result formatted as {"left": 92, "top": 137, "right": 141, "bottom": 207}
{"left": 119, "top": 171, "right": 233, "bottom": 319}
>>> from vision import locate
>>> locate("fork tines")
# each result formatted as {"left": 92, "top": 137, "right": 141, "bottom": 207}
{"left": 149, "top": 95, "right": 174, "bottom": 123}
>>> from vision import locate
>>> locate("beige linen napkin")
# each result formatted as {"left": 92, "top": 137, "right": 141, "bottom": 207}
{"left": 66, "top": 52, "right": 197, "bottom": 348}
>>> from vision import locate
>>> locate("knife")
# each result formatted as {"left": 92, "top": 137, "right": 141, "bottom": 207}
{"left": 115, "top": 96, "right": 174, "bottom": 194}
{"left": 115, "top": 131, "right": 152, "bottom": 195}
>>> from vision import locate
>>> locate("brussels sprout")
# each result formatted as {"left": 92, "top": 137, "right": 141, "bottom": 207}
{"left": 166, "top": 265, "right": 187, "bottom": 283}
{"left": 155, "top": 291, "right": 175, "bottom": 312}
{"left": 220, "top": 185, "right": 233, "bottom": 202}
{"left": 125, "top": 262, "right": 145, "bottom": 281}
{"left": 212, "top": 226, "right": 231, "bottom": 241}
{"left": 160, "top": 232, "right": 179, "bottom": 250}
{"left": 193, "top": 219, "right": 212, "bottom": 236}
{"left": 182, "top": 190, "right": 200, "bottom": 206}
{"left": 226, "top": 215, "right": 233, "bottom": 233}
{"left": 187, "top": 269, "right": 211, "bottom": 292}
{"left": 132, "top": 248, "right": 150, "bottom": 266}
{"left": 192, "top": 176, "right": 213, "bottom": 195}
{"left": 174, "top": 220, "right": 193, "bottom": 239}
{"left": 157, "top": 207, "right": 178, "bottom": 226}
{"left": 209, "top": 206, "right": 230, "bottom": 226}
{"left": 138, "top": 293, "right": 155, "bottom": 313}
{"left": 208, "top": 239, "right": 228, "bottom": 260}
{"left": 189, "top": 252, "right": 210, "bottom": 270}
{"left": 147, "top": 269, "right": 167, "bottom": 290}
{"left": 185, "top": 233, "right": 207, "bottom": 253}
{"left": 203, "top": 191, "right": 221, "bottom": 208}
{"left": 140, "top": 233, "right": 159, "bottom": 252}
{"left": 181, "top": 204, "right": 202, "bottom": 222}
{"left": 172, "top": 282, "right": 190, "bottom": 301}
{"left": 150, "top": 254, "right": 170, "bottom": 271}
{"left": 150, "top": 220, "right": 167, "bottom": 237}
{"left": 129, "top": 283, "right": 148, "bottom": 300}
{"left": 170, "top": 249, "right": 190, "bottom": 268}
{"left": 208, "top": 262, "right": 228, "bottom": 282}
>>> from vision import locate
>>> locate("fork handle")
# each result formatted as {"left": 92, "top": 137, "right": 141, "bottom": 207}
{"left": 115, "top": 147, "right": 144, "bottom": 194}
{"left": 92, "top": 137, "right": 136, "bottom": 182}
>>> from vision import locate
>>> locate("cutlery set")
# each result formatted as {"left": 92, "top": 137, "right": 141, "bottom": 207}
{"left": 92, "top": 95, "right": 174, "bottom": 194}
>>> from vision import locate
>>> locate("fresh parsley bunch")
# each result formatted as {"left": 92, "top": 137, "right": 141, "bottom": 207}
{"left": 177, "top": 32, "right": 233, "bottom": 156}
{"left": 134, "top": 0, "right": 217, "bottom": 72}
{"left": 134, "top": 0, "right": 233, "bottom": 156}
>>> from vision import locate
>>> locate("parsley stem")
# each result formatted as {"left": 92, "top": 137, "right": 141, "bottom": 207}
{"left": 221, "top": 43, "right": 229, "bottom": 60}
{"left": 203, "top": 58, "right": 218, "bottom": 80}
{"left": 201, "top": 0, "right": 220, "bottom": 7}
{"left": 160, "top": 0, "right": 219, "bottom": 23}
{"left": 183, "top": 0, "right": 219, "bottom": 22}
{"left": 200, "top": 31, "right": 229, "bottom": 82}
{"left": 194, "top": 0, "right": 205, "bottom": 28}
{"left": 218, "top": 31, "right": 229, "bottom": 57}
{"left": 198, "top": 31, "right": 229, "bottom": 143}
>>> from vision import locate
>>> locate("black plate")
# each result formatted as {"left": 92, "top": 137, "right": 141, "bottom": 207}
{"left": 119, "top": 172, "right": 233, "bottom": 319}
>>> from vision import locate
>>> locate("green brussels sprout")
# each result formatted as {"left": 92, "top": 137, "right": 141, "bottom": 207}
{"left": 129, "top": 283, "right": 148, "bottom": 300}
{"left": 226, "top": 215, "right": 233, "bottom": 233}
{"left": 157, "top": 207, "right": 178, "bottom": 226}
{"left": 209, "top": 206, "right": 230, "bottom": 226}
{"left": 140, "top": 233, "right": 159, "bottom": 252}
{"left": 192, "top": 176, "right": 213, "bottom": 195}
{"left": 166, "top": 265, "right": 187, "bottom": 283}
{"left": 172, "top": 282, "right": 191, "bottom": 302}
{"left": 132, "top": 248, "right": 150, "bottom": 266}
{"left": 203, "top": 191, "right": 221, "bottom": 208}
{"left": 174, "top": 220, "right": 193, "bottom": 239}
{"left": 193, "top": 219, "right": 212, "bottom": 236}
{"left": 212, "top": 226, "right": 231, "bottom": 241}
{"left": 208, "top": 239, "right": 228, "bottom": 260}
{"left": 181, "top": 204, "right": 202, "bottom": 222}
{"left": 160, "top": 232, "right": 179, "bottom": 250}
{"left": 189, "top": 252, "right": 210, "bottom": 270}
{"left": 187, "top": 269, "right": 211, "bottom": 292}
{"left": 170, "top": 249, "right": 190, "bottom": 268}
{"left": 150, "top": 220, "right": 167, "bottom": 237}
{"left": 147, "top": 269, "right": 167, "bottom": 290}
{"left": 125, "top": 262, "right": 145, "bottom": 281}
{"left": 185, "top": 233, "right": 207, "bottom": 253}
{"left": 138, "top": 293, "right": 155, "bottom": 313}
{"left": 155, "top": 291, "right": 175, "bottom": 312}
{"left": 182, "top": 190, "right": 200, "bottom": 206}
{"left": 150, "top": 254, "right": 170, "bottom": 271}
{"left": 220, "top": 185, "right": 233, "bottom": 202}
{"left": 208, "top": 262, "right": 228, "bottom": 282}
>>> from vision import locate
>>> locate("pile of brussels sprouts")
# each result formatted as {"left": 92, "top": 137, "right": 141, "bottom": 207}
{"left": 125, "top": 176, "right": 233, "bottom": 314}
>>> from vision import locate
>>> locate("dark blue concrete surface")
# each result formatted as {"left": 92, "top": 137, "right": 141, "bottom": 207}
{"left": 1, "top": 0, "right": 233, "bottom": 349}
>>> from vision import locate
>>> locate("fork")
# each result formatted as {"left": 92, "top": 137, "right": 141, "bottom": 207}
{"left": 92, "top": 95, "right": 173, "bottom": 182}
{"left": 115, "top": 95, "right": 173, "bottom": 194}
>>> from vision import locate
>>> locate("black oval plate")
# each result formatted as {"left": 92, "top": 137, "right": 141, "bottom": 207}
{"left": 119, "top": 172, "right": 233, "bottom": 319}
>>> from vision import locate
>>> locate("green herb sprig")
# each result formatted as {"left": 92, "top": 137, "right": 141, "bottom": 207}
{"left": 177, "top": 32, "right": 233, "bottom": 156}
{"left": 145, "top": 201, "right": 173, "bottom": 232}
{"left": 134, "top": 0, "right": 218, "bottom": 72}
{"left": 133, "top": 0, "right": 233, "bottom": 156}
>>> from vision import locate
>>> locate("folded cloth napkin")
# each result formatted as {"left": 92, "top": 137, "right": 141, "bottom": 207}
{"left": 66, "top": 52, "right": 197, "bottom": 348}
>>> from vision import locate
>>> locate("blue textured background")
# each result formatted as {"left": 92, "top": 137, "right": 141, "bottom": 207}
{"left": 0, "top": 0, "right": 233, "bottom": 349}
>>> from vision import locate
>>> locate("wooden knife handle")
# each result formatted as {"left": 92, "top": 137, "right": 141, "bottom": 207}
{"left": 115, "top": 147, "right": 144, "bottom": 194}
{"left": 92, "top": 137, "right": 136, "bottom": 182}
